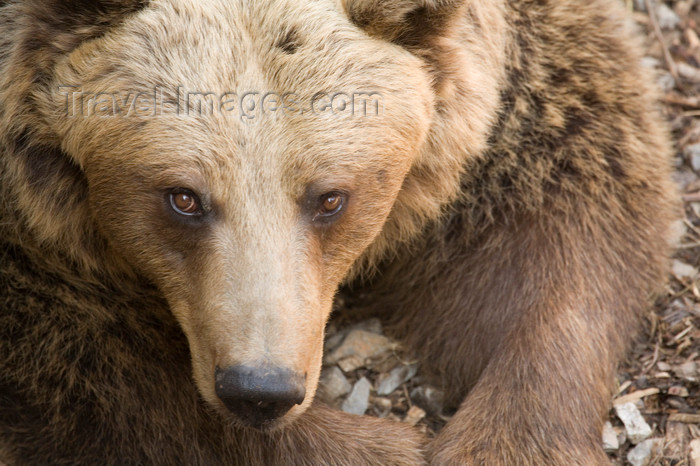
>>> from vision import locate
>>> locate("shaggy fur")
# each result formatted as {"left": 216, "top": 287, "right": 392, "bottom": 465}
{"left": 0, "top": 0, "right": 676, "bottom": 464}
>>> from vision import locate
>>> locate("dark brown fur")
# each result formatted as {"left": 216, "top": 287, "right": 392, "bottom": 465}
{"left": 0, "top": 0, "right": 677, "bottom": 464}
{"left": 352, "top": 2, "right": 677, "bottom": 463}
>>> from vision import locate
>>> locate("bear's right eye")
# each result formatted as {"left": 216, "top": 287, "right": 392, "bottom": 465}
{"left": 168, "top": 189, "right": 202, "bottom": 216}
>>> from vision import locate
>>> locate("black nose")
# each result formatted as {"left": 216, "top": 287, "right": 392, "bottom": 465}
{"left": 215, "top": 365, "right": 306, "bottom": 428}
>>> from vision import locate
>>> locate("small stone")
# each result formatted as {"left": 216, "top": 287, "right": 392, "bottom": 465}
{"left": 341, "top": 377, "right": 371, "bottom": 415}
{"left": 403, "top": 405, "right": 426, "bottom": 426}
{"left": 674, "top": 0, "right": 693, "bottom": 19}
{"left": 672, "top": 260, "right": 697, "bottom": 279}
{"left": 689, "top": 438, "right": 700, "bottom": 466}
{"left": 353, "top": 318, "right": 383, "bottom": 335}
{"left": 678, "top": 63, "right": 700, "bottom": 84}
{"left": 373, "top": 397, "right": 392, "bottom": 418}
{"left": 675, "top": 361, "right": 698, "bottom": 382}
{"left": 627, "top": 438, "right": 662, "bottom": 466}
{"left": 410, "top": 386, "right": 445, "bottom": 416}
{"left": 324, "top": 332, "right": 346, "bottom": 353}
{"left": 317, "top": 366, "right": 352, "bottom": 402}
{"left": 336, "top": 355, "right": 365, "bottom": 373}
{"left": 324, "top": 329, "right": 395, "bottom": 369}
{"left": 657, "top": 72, "right": 676, "bottom": 92}
{"left": 369, "top": 354, "right": 402, "bottom": 373}
{"left": 673, "top": 169, "right": 700, "bottom": 190}
{"left": 615, "top": 402, "right": 653, "bottom": 444}
{"left": 376, "top": 364, "right": 418, "bottom": 396}
{"left": 656, "top": 361, "right": 672, "bottom": 371}
{"left": 324, "top": 318, "right": 383, "bottom": 353}
{"left": 602, "top": 421, "right": 619, "bottom": 452}
{"left": 655, "top": 3, "right": 681, "bottom": 30}
{"left": 641, "top": 57, "right": 660, "bottom": 69}
{"left": 667, "top": 385, "right": 689, "bottom": 397}
{"left": 669, "top": 220, "right": 686, "bottom": 249}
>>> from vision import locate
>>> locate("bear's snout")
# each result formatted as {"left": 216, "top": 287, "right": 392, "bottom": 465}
{"left": 214, "top": 365, "right": 306, "bottom": 428}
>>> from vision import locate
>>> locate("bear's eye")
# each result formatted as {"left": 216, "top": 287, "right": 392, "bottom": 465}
{"left": 318, "top": 192, "right": 346, "bottom": 217}
{"left": 169, "top": 190, "right": 201, "bottom": 216}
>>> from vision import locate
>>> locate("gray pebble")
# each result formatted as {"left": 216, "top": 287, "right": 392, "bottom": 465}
{"left": 324, "top": 329, "right": 394, "bottom": 368}
{"left": 376, "top": 364, "right": 418, "bottom": 396}
{"left": 615, "top": 402, "right": 652, "bottom": 444}
{"left": 602, "top": 421, "right": 619, "bottom": 452}
{"left": 410, "top": 386, "right": 445, "bottom": 417}
{"left": 627, "top": 438, "right": 662, "bottom": 466}
{"left": 317, "top": 366, "right": 352, "bottom": 402}
{"left": 655, "top": 3, "right": 681, "bottom": 30}
{"left": 341, "top": 377, "right": 371, "bottom": 415}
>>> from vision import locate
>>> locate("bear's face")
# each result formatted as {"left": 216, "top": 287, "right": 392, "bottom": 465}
{"left": 44, "top": 0, "right": 434, "bottom": 428}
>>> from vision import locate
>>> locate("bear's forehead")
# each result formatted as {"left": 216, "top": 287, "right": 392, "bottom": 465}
{"left": 50, "top": 0, "right": 434, "bottom": 199}
{"left": 93, "top": 0, "right": 414, "bottom": 93}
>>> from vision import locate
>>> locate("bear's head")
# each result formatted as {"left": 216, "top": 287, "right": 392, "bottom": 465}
{"left": 4, "top": 0, "right": 495, "bottom": 429}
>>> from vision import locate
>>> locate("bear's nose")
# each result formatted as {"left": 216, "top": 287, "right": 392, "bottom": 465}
{"left": 214, "top": 365, "right": 306, "bottom": 428}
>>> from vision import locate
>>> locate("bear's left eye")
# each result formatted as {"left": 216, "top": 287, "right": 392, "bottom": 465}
{"left": 317, "top": 192, "right": 346, "bottom": 218}
{"left": 168, "top": 189, "right": 202, "bottom": 216}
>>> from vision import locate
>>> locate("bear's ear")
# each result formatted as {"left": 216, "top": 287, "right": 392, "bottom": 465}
{"left": 0, "top": 0, "right": 150, "bottom": 154}
{"left": 18, "top": 0, "right": 148, "bottom": 64}
{"left": 23, "top": 0, "right": 148, "bottom": 31}
{"left": 342, "top": 0, "right": 465, "bottom": 46}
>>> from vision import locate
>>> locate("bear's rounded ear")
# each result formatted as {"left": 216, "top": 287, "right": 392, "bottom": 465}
{"left": 0, "top": 0, "right": 150, "bottom": 158}
{"left": 342, "top": 0, "right": 465, "bottom": 46}
{"left": 23, "top": 0, "right": 148, "bottom": 32}
{"left": 18, "top": 0, "right": 148, "bottom": 68}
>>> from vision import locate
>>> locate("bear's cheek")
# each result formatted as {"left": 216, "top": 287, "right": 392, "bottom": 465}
{"left": 85, "top": 185, "right": 197, "bottom": 278}
{"left": 313, "top": 179, "right": 406, "bottom": 277}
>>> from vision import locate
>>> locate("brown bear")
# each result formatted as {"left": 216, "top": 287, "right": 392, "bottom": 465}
{"left": 0, "top": 0, "right": 677, "bottom": 464}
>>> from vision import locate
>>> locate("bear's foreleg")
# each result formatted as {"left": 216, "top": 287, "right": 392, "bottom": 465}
{"left": 250, "top": 402, "right": 426, "bottom": 465}
{"left": 369, "top": 205, "right": 668, "bottom": 465}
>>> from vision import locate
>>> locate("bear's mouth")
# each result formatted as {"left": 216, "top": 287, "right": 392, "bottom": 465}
{"left": 224, "top": 400, "right": 297, "bottom": 430}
